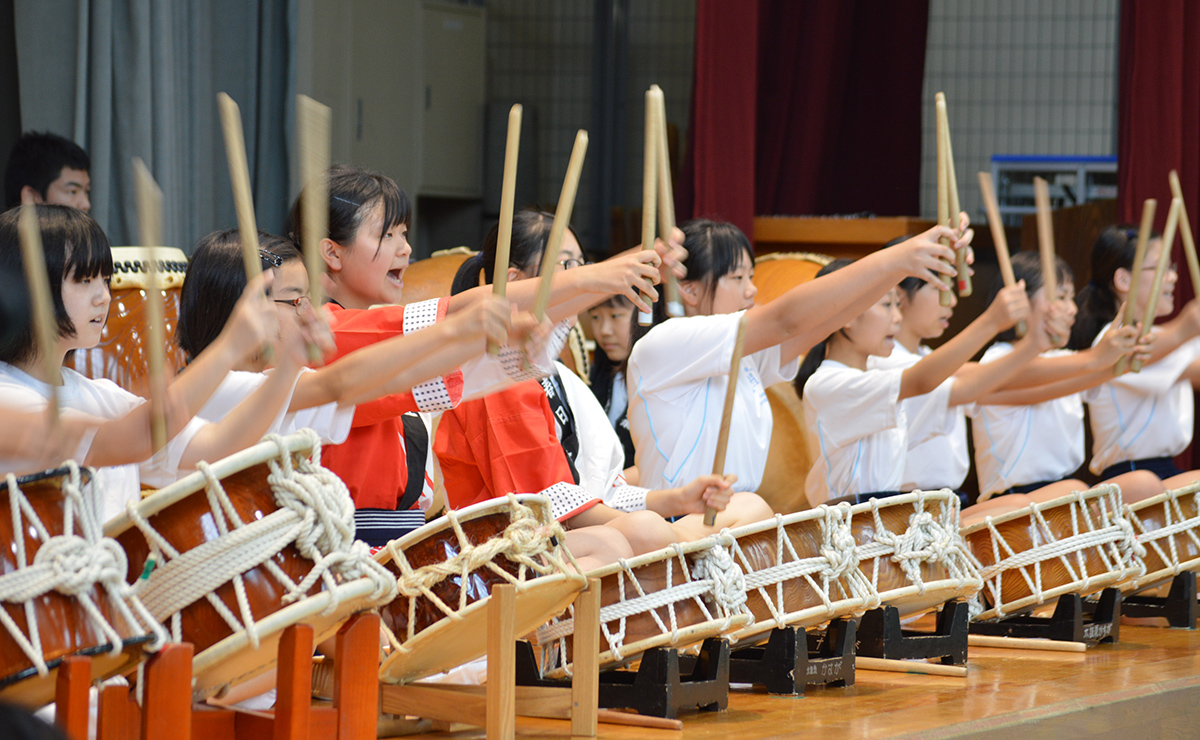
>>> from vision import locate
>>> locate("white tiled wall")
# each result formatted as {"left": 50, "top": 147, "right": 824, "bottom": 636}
{"left": 920, "top": 0, "right": 1119, "bottom": 221}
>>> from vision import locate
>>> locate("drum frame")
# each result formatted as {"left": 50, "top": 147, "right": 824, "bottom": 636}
{"left": 1121, "top": 481, "right": 1200, "bottom": 593}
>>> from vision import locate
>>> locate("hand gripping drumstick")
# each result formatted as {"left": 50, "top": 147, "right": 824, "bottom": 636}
{"left": 1168, "top": 170, "right": 1200, "bottom": 293}
{"left": 977, "top": 172, "right": 1025, "bottom": 338}
{"left": 705, "top": 313, "right": 749, "bottom": 526}
{"left": 1115, "top": 199, "right": 1158, "bottom": 376}
{"left": 650, "top": 85, "right": 683, "bottom": 318}
{"left": 1131, "top": 197, "right": 1181, "bottom": 373}
{"left": 132, "top": 158, "right": 169, "bottom": 451}
{"left": 939, "top": 95, "right": 971, "bottom": 296}
{"left": 491, "top": 104, "right": 523, "bottom": 354}
{"left": 1033, "top": 177, "right": 1065, "bottom": 347}
{"left": 16, "top": 205, "right": 60, "bottom": 425}
{"left": 934, "top": 93, "right": 955, "bottom": 306}
{"left": 217, "top": 92, "right": 272, "bottom": 362}
{"left": 296, "top": 94, "right": 332, "bottom": 364}
{"left": 532, "top": 130, "right": 589, "bottom": 321}
{"left": 638, "top": 88, "right": 659, "bottom": 326}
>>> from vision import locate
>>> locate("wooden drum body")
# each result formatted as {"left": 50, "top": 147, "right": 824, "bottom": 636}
{"left": 1121, "top": 481, "right": 1200, "bottom": 593}
{"left": 721, "top": 505, "right": 870, "bottom": 644}
{"left": 961, "top": 484, "right": 1142, "bottom": 621}
{"left": 104, "top": 431, "right": 394, "bottom": 699}
{"left": 65, "top": 247, "right": 189, "bottom": 397}
{"left": 0, "top": 466, "right": 155, "bottom": 707}
{"left": 535, "top": 537, "right": 751, "bottom": 679}
{"left": 851, "top": 491, "right": 982, "bottom": 617}
{"left": 376, "top": 495, "right": 584, "bottom": 684}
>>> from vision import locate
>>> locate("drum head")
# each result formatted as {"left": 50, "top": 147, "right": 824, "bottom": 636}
{"left": 0, "top": 636, "right": 151, "bottom": 708}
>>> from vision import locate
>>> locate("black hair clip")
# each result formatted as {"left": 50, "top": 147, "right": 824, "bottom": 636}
{"left": 259, "top": 249, "right": 284, "bottom": 268}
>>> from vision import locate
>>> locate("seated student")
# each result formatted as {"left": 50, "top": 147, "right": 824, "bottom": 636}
{"left": 588, "top": 294, "right": 638, "bottom": 473}
{"left": 0, "top": 205, "right": 295, "bottom": 518}
{"left": 4, "top": 132, "right": 91, "bottom": 212}
{"left": 436, "top": 209, "right": 770, "bottom": 560}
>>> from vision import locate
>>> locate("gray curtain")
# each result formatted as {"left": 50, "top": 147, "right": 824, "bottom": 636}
{"left": 14, "top": 0, "right": 293, "bottom": 251}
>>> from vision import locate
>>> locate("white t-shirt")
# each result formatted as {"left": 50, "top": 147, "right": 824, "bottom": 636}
{"left": 0, "top": 362, "right": 205, "bottom": 520}
{"left": 627, "top": 311, "right": 799, "bottom": 494}
{"left": 1083, "top": 323, "right": 1200, "bottom": 474}
{"left": 198, "top": 369, "right": 355, "bottom": 445}
{"left": 967, "top": 343, "right": 1084, "bottom": 496}
{"left": 803, "top": 358, "right": 953, "bottom": 505}
{"left": 869, "top": 343, "right": 969, "bottom": 490}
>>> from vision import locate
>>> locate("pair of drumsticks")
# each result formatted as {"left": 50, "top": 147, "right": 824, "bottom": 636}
{"left": 639, "top": 85, "right": 684, "bottom": 325}
{"left": 935, "top": 92, "right": 972, "bottom": 305}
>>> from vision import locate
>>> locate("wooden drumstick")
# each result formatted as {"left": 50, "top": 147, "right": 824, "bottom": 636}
{"left": 532, "top": 130, "right": 589, "bottom": 321}
{"left": 651, "top": 85, "right": 683, "bottom": 318}
{"left": 1115, "top": 198, "right": 1157, "bottom": 376}
{"left": 17, "top": 205, "right": 60, "bottom": 424}
{"left": 940, "top": 96, "right": 971, "bottom": 296}
{"left": 1033, "top": 177, "right": 1065, "bottom": 347}
{"left": 639, "top": 88, "right": 659, "bottom": 326}
{"left": 1131, "top": 197, "right": 1181, "bottom": 373}
{"left": 967, "top": 634, "right": 1086, "bottom": 653}
{"left": 1168, "top": 170, "right": 1200, "bottom": 292}
{"left": 217, "top": 92, "right": 271, "bottom": 362}
{"left": 706, "top": 313, "right": 748, "bottom": 527}
{"left": 296, "top": 94, "right": 332, "bottom": 363}
{"left": 977, "top": 172, "right": 1025, "bottom": 338}
{"left": 491, "top": 104, "right": 523, "bottom": 354}
{"left": 855, "top": 657, "right": 967, "bottom": 678}
{"left": 934, "top": 93, "right": 955, "bottom": 306}
{"left": 132, "top": 158, "right": 168, "bottom": 451}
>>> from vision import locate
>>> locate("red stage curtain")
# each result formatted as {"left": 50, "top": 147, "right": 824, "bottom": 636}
{"left": 1118, "top": 0, "right": 1200, "bottom": 469}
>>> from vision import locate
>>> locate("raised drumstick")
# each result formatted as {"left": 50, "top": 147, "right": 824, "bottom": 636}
{"left": 1168, "top": 170, "right": 1200, "bottom": 292}
{"left": 17, "top": 205, "right": 60, "bottom": 423}
{"left": 705, "top": 313, "right": 748, "bottom": 526}
{"left": 132, "top": 158, "right": 168, "bottom": 451}
{"left": 977, "top": 172, "right": 1025, "bottom": 338}
{"left": 532, "top": 130, "right": 589, "bottom": 320}
{"left": 296, "top": 94, "right": 332, "bottom": 363}
{"left": 217, "top": 92, "right": 271, "bottom": 362}
{"left": 934, "top": 93, "right": 955, "bottom": 306}
{"left": 1131, "top": 197, "right": 1181, "bottom": 373}
{"left": 1033, "top": 177, "right": 1065, "bottom": 346}
{"left": 491, "top": 104, "right": 523, "bottom": 353}
{"left": 650, "top": 85, "right": 683, "bottom": 318}
{"left": 940, "top": 96, "right": 971, "bottom": 296}
{"left": 1115, "top": 199, "right": 1157, "bottom": 376}
{"left": 638, "top": 88, "right": 659, "bottom": 326}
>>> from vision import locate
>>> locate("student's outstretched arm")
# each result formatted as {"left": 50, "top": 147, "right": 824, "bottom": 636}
{"left": 996, "top": 306, "right": 1141, "bottom": 390}
{"left": 948, "top": 290, "right": 1053, "bottom": 405}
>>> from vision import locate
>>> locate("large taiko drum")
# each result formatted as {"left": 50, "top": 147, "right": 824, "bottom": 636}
{"left": 65, "top": 247, "right": 189, "bottom": 397}
{"left": 753, "top": 252, "right": 833, "bottom": 514}
{"left": 534, "top": 537, "right": 751, "bottom": 678}
{"left": 374, "top": 495, "right": 585, "bottom": 684}
{"left": 1122, "top": 481, "right": 1200, "bottom": 593}
{"left": 961, "top": 484, "right": 1143, "bottom": 621}
{"left": 0, "top": 465, "right": 161, "bottom": 707}
{"left": 720, "top": 504, "right": 871, "bottom": 645}
{"left": 850, "top": 491, "right": 982, "bottom": 617}
{"left": 103, "top": 430, "right": 395, "bottom": 699}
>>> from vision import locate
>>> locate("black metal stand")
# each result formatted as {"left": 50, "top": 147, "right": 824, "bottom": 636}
{"left": 726, "top": 619, "right": 856, "bottom": 695}
{"left": 969, "top": 588, "right": 1121, "bottom": 644}
{"left": 515, "top": 637, "right": 730, "bottom": 719}
{"left": 1120, "top": 571, "right": 1197, "bottom": 628}
{"left": 856, "top": 601, "right": 969, "bottom": 665}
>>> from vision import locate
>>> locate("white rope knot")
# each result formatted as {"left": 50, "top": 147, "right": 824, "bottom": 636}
{"left": 692, "top": 542, "right": 747, "bottom": 615}
{"left": 820, "top": 505, "right": 859, "bottom": 580}
{"left": 33, "top": 534, "right": 128, "bottom": 598}
{"left": 1114, "top": 511, "right": 1147, "bottom": 578}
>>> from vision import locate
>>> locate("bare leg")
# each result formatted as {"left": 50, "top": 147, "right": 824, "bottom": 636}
{"left": 670, "top": 491, "right": 776, "bottom": 541}
{"left": 1025, "top": 478, "right": 1089, "bottom": 503}
{"left": 602, "top": 509, "right": 680, "bottom": 555}
{"left": 1108, "top": 470, "right": 1166, "bottom": 503}
{"left": 1164, "top": 469, "right": 1200, "bottom": 490}
{"left": 563, "top": 525, "right": 635, "bottom": 572}
{"left": 961, "top": 493, "right": 1034, "bottom": 528}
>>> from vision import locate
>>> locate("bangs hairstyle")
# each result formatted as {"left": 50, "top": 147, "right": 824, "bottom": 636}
{"left": 177, "top": 229, "right": 298, "bottom": 360}
{"left": 1068, "top": 224, "right": 1157, "bottom": 350}
{"left": 792, "top": 258, "right": 854, "bottom": 398}
{"left": 286, "top": 164, "right": 411, "bottom": 260}
{"left": 0, "top": 205, "right": 112, "bottom": 364}
{"left": 4, "top": 131, "right": 91, "bottom": 209}
{"left": 993, "top": 250, "right": 1072, "bottom": 344}
{"left": 451, "top": 209, "right": 580, "bottom": 295}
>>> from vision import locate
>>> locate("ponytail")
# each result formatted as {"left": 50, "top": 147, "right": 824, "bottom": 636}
{"left": 1067, "top": 224, "right": 1154, "bottom": 349}
{"left": 1068, "top": 282, "right": 1119, "bottom": 349}
{"left": 794, "top": 335, "right": 832, "bottom": 399}
{"left": 450, "top": 252, "right": 486, "bottom": 296}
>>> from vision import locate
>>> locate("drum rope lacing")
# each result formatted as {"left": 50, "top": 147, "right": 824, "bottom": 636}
{"left": 125, "top": 430, "right": 395, "bottom": 648}
{"left": 718, "top": 504, "right": 878, "bottom": 631}
{"left": 1123, "top": 482, "right": 1200, "bottom": 589}
{"left": 855, "top": 491, "right": 981, "bottom": 598}
{"left": 536, "top": 540, "right": 745, "bottom": 677}
{"left": 381, "top": 493, "right": 584, "bottom": 653}
{"left": 970, "top": 485, "right": 1144, "bottom": 619}
{"left": 0, "top": 464, "right": 167, "bottom": 677}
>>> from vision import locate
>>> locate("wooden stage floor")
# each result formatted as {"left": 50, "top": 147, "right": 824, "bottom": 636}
{"left": 391, "top": 624, "right": 1200, "bottom": 739}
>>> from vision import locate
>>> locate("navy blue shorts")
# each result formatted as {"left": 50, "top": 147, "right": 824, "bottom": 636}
{"left": 1099, "top": 457, "right": 1184, "bottom": 482}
